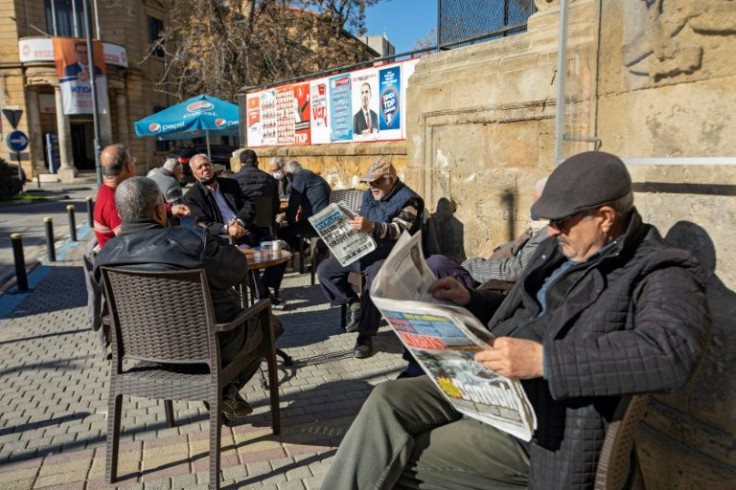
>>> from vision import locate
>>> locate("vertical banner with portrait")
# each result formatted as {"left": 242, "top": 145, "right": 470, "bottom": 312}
{"left": 293, "top": 82, "right": 311, "bottom": 145}
{"left": 310, "top": 79, "right": 330, "bottom": 144}
{"left": 378, "top": 66, "right": 402, "bottom": 138}
{"left": 350, "top": 69, "right": 379, "bottom": 140}
{"left": 53, "top": 38, "right": 109, "bottom": 115}
{"left": 329, "top": 74, "right": 352, "bottom": 142}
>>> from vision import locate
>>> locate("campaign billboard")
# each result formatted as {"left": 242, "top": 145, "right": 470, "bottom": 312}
{"left": 245, "top": 58, "right": 418, "bottom": 147}
{"left": 53, "top": 38, "right": 109, "bottom": 115}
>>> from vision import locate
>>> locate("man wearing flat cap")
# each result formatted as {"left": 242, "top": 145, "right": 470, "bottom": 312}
{"left": 322, "top": 151, "right": 710, "bottom": 490}
{"left": 148, "top": 155, "right": 185, "bottom": 206}
{"left": 317, "top": 157, "right": 424, "bottom": 358}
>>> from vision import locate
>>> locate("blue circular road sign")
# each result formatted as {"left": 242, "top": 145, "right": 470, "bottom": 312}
{"left": 6, "top": 130, "right": 29, "bottom": 152}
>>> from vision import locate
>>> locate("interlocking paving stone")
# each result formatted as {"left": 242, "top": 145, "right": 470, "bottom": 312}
{"left": 0, "top": 238, "right": 406, "bottom": 488}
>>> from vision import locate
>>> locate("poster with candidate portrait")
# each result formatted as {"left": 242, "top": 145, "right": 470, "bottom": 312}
{"left": 329, "top": 74, "right": 352, "bottom": 142}
{"left": 53, "top": 38, "right": 109, "bottom": 115}
{"left": 244, "top": 58, "right": 418, "bottom": 147}
{"left": 350, "top": 69, "right": 379, "bottom": 140}
{"left": 378, "top": 66, "right": 401, "bottom": 138}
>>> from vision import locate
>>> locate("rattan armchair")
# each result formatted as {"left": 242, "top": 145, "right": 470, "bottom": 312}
{"left": 594, "top": 394, "right": 648, "bottom": 490}
{"left": 100, "top": 267, "right": 280, "bottom": 490}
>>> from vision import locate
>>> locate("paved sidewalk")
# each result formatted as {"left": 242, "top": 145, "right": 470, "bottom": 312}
{"left": 0, "top": 231, "right": 405, "bottom": 489}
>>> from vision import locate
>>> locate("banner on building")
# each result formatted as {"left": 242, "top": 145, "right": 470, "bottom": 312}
{"left": 53, "top": 38, "right": 109, "bottom": 115}
{"left": 246, "top": 58, "right": 418, "bottom": 147}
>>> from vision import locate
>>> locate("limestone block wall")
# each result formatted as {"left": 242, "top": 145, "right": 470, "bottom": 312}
{"left": 235, "top": 141, "right": 408, "bottom": 192}
{"left": 405, "top": 0, "right": 735, "bottom": 487}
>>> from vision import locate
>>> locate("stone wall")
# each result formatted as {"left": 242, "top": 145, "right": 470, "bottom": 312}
{"left": 404, "top": 0, "right": 736, "bottom": 487}
{"left": 233, "top": 141, "right": 407, "bottom": 191}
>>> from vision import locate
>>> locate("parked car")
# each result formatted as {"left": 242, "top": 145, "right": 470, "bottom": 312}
{"left": 0, "top": 160, "right": 26, "bottom": 200}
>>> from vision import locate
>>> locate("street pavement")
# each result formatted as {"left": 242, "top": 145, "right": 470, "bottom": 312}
{"left": 0, "top": 177, "right": 98, "bottom": 289}
{"left": 0, "top": 216, "right": 406, "bottom": 488}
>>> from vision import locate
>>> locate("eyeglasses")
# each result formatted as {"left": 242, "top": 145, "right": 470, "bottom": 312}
{"left": 368, "top": 176, "right": 391, "bottom": 187}
{"left": 549, "top": 207, "right": 602, "bottom": 232}
{"left": 548, "top": 212, "right": 586, "bottom": 232}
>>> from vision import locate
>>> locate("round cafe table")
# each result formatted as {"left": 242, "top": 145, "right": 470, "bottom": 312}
{"left": 239, "top": 248, "right": 292, "bottom": 301}
{"left": 239, "top": 248, "right": 294, "bottom": 366}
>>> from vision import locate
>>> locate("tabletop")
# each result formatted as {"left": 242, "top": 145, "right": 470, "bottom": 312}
{"left": 242, "top": 249, "right": 292, "bottom": 270}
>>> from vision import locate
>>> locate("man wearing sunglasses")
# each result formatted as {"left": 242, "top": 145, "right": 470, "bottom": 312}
{"left": 317, "top": 158, "right": 424, "bottom": 358}
{"left": 322, "top": 151, "right": 709, "bottom": 490}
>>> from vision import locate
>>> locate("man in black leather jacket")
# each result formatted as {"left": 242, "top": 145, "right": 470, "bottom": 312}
{"left": 95, "top": 176, "right": 257, "bottom": 426}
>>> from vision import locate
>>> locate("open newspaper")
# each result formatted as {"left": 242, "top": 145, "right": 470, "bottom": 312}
{"left": 370, "top": 231, "right": 537, "bottom": 441}
{"left": 308, "top": 202, "right": 376, "bottom": 267}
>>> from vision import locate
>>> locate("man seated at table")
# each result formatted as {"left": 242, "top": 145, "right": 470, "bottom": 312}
{"left": 277, "top": 160, "right": 332, "bottom": 250}
{"left": 317, "top": 158, "right": 424, "bottom": 358}
{"left": 94, "top": 177, "right": 258, "bottom": 425}
{"left": 184, "top": 153, "right": 287, "bottom": 308}
{"left": 232, "top": 149, "right": 279, "bottom": 222}
{"left": 320, "top": 151, "right": 710, "bottom": 489}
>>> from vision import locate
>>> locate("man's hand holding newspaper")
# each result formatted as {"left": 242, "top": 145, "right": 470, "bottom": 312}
{"left": 370, "top": 231, "right": 537, "bottom": 441}
{"left": 308, "top": 202, "right": 376, "bottom": 266}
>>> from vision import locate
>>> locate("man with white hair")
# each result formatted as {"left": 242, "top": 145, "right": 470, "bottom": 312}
{"left": 269, "top": 156, "right": 290, "bottom": 201}
{"left": 148, "top": 154, "right": 185, "bottom": 205}
{"left": 277, "top": 160, "right": 331, "bottom": 250}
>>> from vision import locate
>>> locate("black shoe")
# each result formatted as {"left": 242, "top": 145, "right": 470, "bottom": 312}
{"left": 353, "top": 335, "right": 373, "bottom": 359}
{"left": 270, "top": 295, "right": 287, "bottom": 311}
{"left": 345, "top": 301, "right": 360, "bottom": 332}
{"left": 220, "top": 385, "right": 253, "bottom": 426}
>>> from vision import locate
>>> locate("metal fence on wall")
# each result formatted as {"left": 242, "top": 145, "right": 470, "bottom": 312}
{"left": 438, "top": 0, "right": 536, "bottom": 48}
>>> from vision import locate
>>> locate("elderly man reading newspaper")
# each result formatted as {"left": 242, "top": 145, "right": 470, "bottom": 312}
{"left": 321, "top": 151, "right": 710, "bottom": 490}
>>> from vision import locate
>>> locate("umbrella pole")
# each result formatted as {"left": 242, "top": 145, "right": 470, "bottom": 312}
{"left": 205, "top": 129, "right": 212, "bottom": 160}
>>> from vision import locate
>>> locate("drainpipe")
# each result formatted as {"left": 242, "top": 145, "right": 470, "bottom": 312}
{"left": 554, "top": 0, "right": 570, "bottom": 164}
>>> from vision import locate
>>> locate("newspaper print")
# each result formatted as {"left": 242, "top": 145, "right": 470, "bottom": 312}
{"left": 307, "top": 203, "right": 376, "bottom": 267}
{"left": 370, "top": 231, "right": 537, "bottom": 441}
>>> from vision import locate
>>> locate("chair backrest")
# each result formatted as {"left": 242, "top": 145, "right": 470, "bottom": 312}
{"left": 253, "top": 195, "right": 277, "bottom": 235}
{"left": 594, "top": 394, "right": 649, "bottom": 490}
{"left": 330, "top": 188, "right": 363, "bottom": 213}
{"left": 100, "top": 267, "right": 218, "bottom": 365}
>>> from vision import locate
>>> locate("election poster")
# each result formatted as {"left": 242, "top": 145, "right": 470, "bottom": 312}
{"left": 246, "top": 95, "right": 262, "bottom": 146}
{"left": 244, "top": 58, "right": 418, "bottom": 147}
{"left": 276, "top": 86, "right": 295, "bottom": 145}
{"left": 53, "top": 38, "right": 109, "bottom": 115}
{"left": 350, "top": 69, "right": 380, "bottom": 140}
{"left": 329, "top": 73, "right": 352, "bottom": 142}
{"left": 310, "top": 80, "right": 330, "bottom": 144}
{"left": 293, "top": 82, "right": 311, "bottom": 145}
{"left": 379, "top": 66, "right": 401, "bottom": 134}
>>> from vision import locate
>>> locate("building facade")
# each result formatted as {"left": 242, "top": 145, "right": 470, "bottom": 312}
{"left": 0, "top": 0, "right": 171, "bottom": 181}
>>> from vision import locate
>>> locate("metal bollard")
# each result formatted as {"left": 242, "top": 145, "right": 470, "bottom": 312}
{"left": 86, "top": 196, "right": 94, "bottom": 227}
{"left": 44, "top": 217, "right": 56, "bottom": 262}
{"left": 10, "top": 233, "right": 29, "bottom": 292}
{"left": 67, "top": 205, "right": 77, "bottom": 242}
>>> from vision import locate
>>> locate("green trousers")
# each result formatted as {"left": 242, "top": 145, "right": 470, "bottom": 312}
{"left": 321, "top": 376, "right": 530, "bottom": 490}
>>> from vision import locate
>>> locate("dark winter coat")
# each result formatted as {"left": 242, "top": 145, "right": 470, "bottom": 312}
{"left": 466, "top": 209, "right": 710, "bottom": 489}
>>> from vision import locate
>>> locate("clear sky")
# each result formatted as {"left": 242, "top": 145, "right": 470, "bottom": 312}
{"left": 363, "top": 0, "right": 438, "bottom": 54}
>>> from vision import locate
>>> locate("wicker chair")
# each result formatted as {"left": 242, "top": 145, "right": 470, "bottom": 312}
{"left": 100, "top": 267, "right": 280, "bottom": 490}
{"left": 594, "top": 394, "right": 648, "bottom": 490}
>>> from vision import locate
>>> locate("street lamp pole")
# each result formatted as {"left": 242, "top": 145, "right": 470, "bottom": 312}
{"left": 82, "top": 0, "right": 103, "bottom": 186}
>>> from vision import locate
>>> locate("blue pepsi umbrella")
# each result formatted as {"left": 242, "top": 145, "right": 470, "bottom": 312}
{"left": 134, "top": 94, "right": 239, "bottom": 156}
